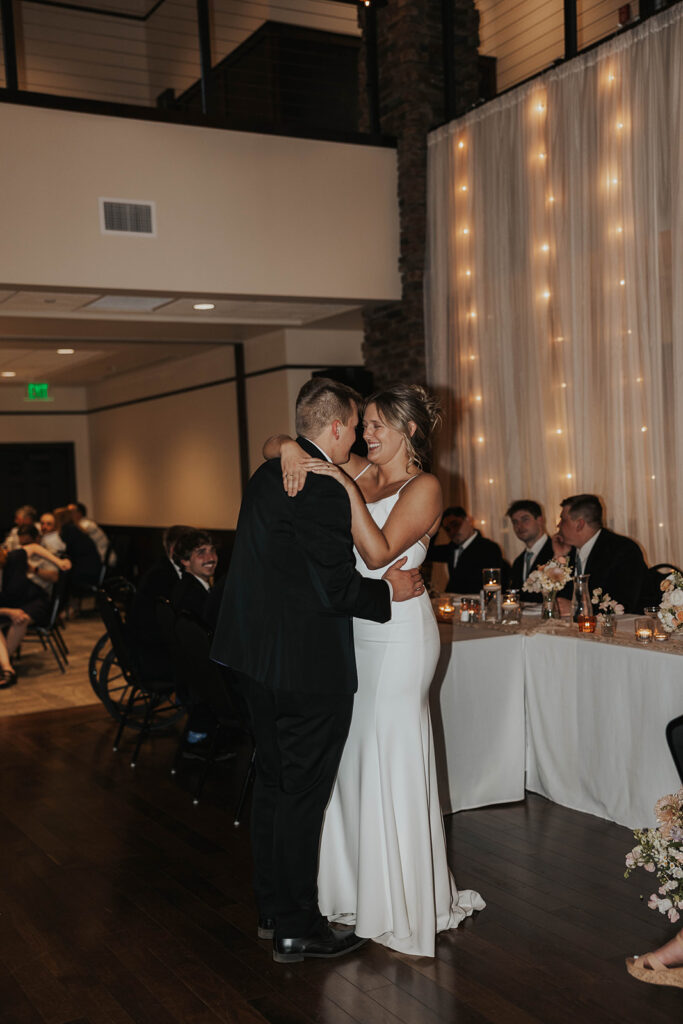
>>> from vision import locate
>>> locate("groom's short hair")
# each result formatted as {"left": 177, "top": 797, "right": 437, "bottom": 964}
{"left": 295, "top": 377, "right": 361, "bottom": 438}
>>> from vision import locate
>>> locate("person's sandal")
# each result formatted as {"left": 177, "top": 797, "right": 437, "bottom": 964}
{"left": 0, "top": 669, "right": 17, "bottom": 689}
{"left": 626, "top": 933, "right": 683, "bottom": 988}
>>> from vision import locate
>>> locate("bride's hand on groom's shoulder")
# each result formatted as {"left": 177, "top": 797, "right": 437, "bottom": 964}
{"left": 281, "top": 442, "right": 316, "bottom": 497}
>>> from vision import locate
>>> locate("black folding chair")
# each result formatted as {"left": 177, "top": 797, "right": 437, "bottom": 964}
{"left": 95, "top": 590, "right": 178, "bottom": 768}
{"left": 24, "top": 571, "right": 70, "bottom": 673}
{"left": 666, "top": 714, "right": 683, "bottom": 784}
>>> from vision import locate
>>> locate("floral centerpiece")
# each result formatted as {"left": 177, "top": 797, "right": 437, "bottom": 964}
{"left": 625, "top": 788, "right": 683, "bottom": 923}
{"left": 523, "top": 558, "right": 573, "bottom": 619}
{"left": 657, "top": 570, "right": 683, "bottom": 634}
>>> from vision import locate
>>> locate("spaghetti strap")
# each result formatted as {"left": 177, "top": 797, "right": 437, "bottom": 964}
{"left": 396, "top": 473, "right": 421, "bottom": 495}
{"left": 353, "top": 463, "right": 372, "bottom": 482}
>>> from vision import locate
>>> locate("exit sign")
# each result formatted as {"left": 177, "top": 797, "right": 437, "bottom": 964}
{"left": 26, "top": 382, "right": 51, "bottom": 402}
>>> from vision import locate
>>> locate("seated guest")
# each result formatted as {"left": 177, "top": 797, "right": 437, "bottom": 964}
{"left": 428, "top": 506, "right": 509, "bottom": 594}
{"left": 0, "top": 629, "right": 17, "bottom": 688}
{"left": 554, "top": 493, "right": 647, "bottom": 614}
{"left": 170, "top": 529, "right": 232, "bottom": 760}
{"left": 3, "top": 505, "right": 37, "bottom": 551}
{"left": 53, "top": 506, "right": 102, "bottom": 591}
{"left": 171, "top": 530, "right": 221, "bottom": 629}
{"left": 128, "top": 524, "right": 192, "bottom": 681}
{"left": 68, "top": 502, "right": 114, "bottom": 566}
{"left": 506, "top": 499, "right": 554, "bottom": 602}
{"left": 0, "top": 531, "right": 70, "bottom": 664}
{"left": 39, "top": 512, "right": 66, "bottom": 556}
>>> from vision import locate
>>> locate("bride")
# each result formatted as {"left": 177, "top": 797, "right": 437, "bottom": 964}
{"left": 265, "top": 383, "right": 484, "bottom": 956}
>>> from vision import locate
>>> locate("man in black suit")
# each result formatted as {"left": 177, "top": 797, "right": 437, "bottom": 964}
{"left": 554, "top": 493, "right": 647, "bottom": 614}
{"left": 128, "top": 524, "right": 191, "bottom": 680}
{"left": 507, "top": 499, "right": 554, "bottom": 602}
{"left": 428, "top": 506, "right": 508, "bottom": 593}
{"left": 211, "top": 377, "right": 422, "bottom": 964}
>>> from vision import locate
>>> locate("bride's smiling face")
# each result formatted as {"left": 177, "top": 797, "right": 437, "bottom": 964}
{"left": 363, "top": 403, "right": 406, "bottom": 464}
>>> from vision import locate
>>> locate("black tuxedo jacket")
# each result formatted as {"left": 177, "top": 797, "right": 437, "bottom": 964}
{"left": 128, "top": 557, "right": 180, "bottom": 680}
{"left": 510, "top": 536, "right": 554, "bottom": 602}
{"left": 211, "top": 437, "right": 391, "bottom": 694}
{"left": 172, "top": 572, "right": 212, "bottom": 628}
{"left": 561, "top": 528, "right": 647, "bottom": 613}
{"left": 429, "top": 532, "right": 509, "bottom": 594}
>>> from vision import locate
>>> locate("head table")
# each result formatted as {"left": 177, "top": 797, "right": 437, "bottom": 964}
{"left": 429, "top": 602, "right": 682, "bottom": 829}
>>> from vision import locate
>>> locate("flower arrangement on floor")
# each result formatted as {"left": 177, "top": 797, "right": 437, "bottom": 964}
{"left": 591, "top": 587, "right": 624, "bottom": 622}
{"left": 625, "top": 788, "right": 683, "bottom": 923}
{"left": 657, "top": 571, "right": 683, "bottom": 634}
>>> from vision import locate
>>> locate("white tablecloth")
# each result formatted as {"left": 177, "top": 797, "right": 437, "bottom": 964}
{"left": 430, "top": 634, "right": 526, "bottom": 814}
{"left": 434, "top": 624, "right": 683, "bottom": 827}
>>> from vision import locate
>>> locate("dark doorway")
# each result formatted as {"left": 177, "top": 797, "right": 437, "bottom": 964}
{"left": 0, "top": 443, "right": 77, "bottom": 534}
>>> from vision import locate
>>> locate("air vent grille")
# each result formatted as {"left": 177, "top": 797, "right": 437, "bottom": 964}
{"left": 99, "top": 199, "right": 155, "bottom": 236}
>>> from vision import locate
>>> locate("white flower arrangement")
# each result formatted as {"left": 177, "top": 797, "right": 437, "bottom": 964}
{"left": 625, "top": 788, "right": 683, "bottom": 923}
{"left": 657, "top": 570, "right": 683, "bottom": 634}
{"left": 523, "top": 558, "right": 573, "bottom": 595}
{"left": 591, "top": 587, "right": 624, "bottom": 622}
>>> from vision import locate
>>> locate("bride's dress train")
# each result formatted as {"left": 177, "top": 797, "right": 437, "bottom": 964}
{"left": 318, "top": 486, "right": 485, "bottom": 956}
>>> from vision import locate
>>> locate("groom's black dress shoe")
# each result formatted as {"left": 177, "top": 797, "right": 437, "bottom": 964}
{"left": 273, "top": 925, "right": 367, "bottom": 963}
{"left": 257, "top": 917, "right": 275, "bottom": 939}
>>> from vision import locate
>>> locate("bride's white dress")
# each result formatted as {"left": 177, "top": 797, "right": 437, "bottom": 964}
{"left": 318, "top": 483, "right": 485, "bottom": 956}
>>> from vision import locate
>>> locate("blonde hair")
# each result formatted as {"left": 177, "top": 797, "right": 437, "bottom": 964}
{"left": 364, "top": 384, "right": 441, "bottom": 470}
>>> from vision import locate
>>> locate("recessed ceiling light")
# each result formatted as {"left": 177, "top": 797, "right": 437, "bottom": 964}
{"left": 57, "top": 348, "right": 75, "bottom": 355}
{"left": 1, "top": 370, "right": 16, "bottom": 378}
{"left": 193, "top": 302, "right": 215, "bottom": 311}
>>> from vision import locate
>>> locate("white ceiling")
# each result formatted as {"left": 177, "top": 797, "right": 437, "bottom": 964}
{"left": 0, "top": 286, "right": 364, "bottom": 385}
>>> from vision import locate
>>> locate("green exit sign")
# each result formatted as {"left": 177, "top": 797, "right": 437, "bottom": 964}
{"left": 26, "top": 382, "right": 51, "bottom": 402}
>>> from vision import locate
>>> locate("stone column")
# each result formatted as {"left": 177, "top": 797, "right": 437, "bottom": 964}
{"left": 358, "top": 0, "right": 480, "bottom": 387}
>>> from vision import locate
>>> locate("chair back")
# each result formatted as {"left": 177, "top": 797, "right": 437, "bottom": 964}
{"left": 174, "top": 611, "right": 238, "bottom": 719}
{"left": 666, "top": 714, "right": 683, "bottom": 784}
{"left": 101, "top": 575, "right": 136, "bottom": 619}
{"left": 95, "top": 589, "right": 137, "bottom": 683}
{"left": 46, "top": 571, "right": 70, "bottom": 629}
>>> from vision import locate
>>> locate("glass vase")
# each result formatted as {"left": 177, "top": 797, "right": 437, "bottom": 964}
{"left": 541, "top": 591, "right": 561, "bottom": 620}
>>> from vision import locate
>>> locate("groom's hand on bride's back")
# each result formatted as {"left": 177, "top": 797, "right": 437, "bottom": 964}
{"left": 383, "top": 556, "right": 424, "bottom": 602}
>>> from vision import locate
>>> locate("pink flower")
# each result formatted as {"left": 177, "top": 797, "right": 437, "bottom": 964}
{"left": 669, "top": 908, "right": 681, "bottom": 923}
{"left": 645, "top": 862, "right": 656, "bottom": 872}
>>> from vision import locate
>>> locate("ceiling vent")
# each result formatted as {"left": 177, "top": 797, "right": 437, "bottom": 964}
{"left": 99, "top": 198, "right": 156, "bottom": 237}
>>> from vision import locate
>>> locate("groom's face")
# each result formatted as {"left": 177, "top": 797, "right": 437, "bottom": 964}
{"left": 331, "top": 404, "right": 359, "bottom": 465}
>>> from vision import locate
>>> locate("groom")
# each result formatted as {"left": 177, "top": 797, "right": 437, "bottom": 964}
{"left": 211, "top": 377, "right": 423, "bottom": 963}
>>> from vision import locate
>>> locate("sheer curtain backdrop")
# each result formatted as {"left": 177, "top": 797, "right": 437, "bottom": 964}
{"left": 426, "top": 4, "right": 683, "bottom": 568}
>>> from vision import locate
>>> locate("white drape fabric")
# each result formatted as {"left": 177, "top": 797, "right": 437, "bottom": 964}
{"left": 426, "top": 5, "right": 683, "bottom": 566}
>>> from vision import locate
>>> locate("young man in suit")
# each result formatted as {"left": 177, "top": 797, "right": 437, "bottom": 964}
{"left": 506, "top": 499, "right": 554, "bottom": 602}
{"left": 554, "top": 493, "right": 647, "bottom": 614}
{"left": 428, "top": 506, "right": 508, "bottom": 593}
{"left": 211, "top": 377, "right": 422, "bottom": 963}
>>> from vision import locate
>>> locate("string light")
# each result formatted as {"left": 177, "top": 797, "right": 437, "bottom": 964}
{"left": 542, "top": 289, "right": 551, "bottom": 299}
{"left": 538, "top": 152, "right": 547, "bottom": 160}
{"left": 460, "top": 185, "right": 468, "bottom": 192}
{"left": 465, "top": 269, "right": 472, "bottom": 277}
{"left": 536, "top": 103, "right": 545, "bottom": 113}
{"left": 467, "top": 311, "right": 477, "bottom": 319}
{"left": 477, "top": 436, "right": 485, "bottom": 444}
{"left": 636, "top": 376, "right": 643, "bottom": 382}
{"left": 659, "top": 522, "right": 664, "bottom": 528}
{"left": 555, "top": 335, "right": 564, "bottom": 342}
{"left": 565, "top": 473, "right": 573, "bottom": 479}
{"left": 560, "top": 382, "right": 568, "bottom": 388}
{"left": 463, "top": 228, "right": 470, "bottom": 235}
{"left": 616, "top": 226, "right": 623, "bottom": 234}
{"left": 547, "top": 195, "right": 556, "bottom": 203}
{"left": 651, "top": 475, "right": 656, "bottom": 480}
{"left": 616, "top": 121, "right": 624, "bottom": 130}
{"left": 474, "top": 394, "right": 482, "bottom": 402}
{"left": 469, "top": 354, "right": 476, "bottom": 361}
{"left": 541, "top": 243, "right": 550, "bottom": 252}
{"left": 458, "top": 140, "right": 465, "bottom": 150}
{"left": 619, "top": 279, "right": 626, "bottom": 287}
{"left": 641, "top": 426, "right": 647, "bottom": 432}
{"left": 488, "top": 478, "right": 494, "bottom": 484}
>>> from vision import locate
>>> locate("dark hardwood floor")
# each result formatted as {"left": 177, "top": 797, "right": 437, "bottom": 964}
{"left": 0, "top": 705, "right": 680, "bottom": 1023}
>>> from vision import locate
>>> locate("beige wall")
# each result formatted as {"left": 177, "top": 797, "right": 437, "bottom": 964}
{"left": 0, "top": 103, "right": 401, "bottom": 303}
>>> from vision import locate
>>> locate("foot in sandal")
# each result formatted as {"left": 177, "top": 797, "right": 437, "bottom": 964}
{"left": 625, "top": 928, "right": 683, "bottom": 987}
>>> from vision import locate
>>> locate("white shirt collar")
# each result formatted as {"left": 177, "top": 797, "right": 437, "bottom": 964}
{"left": 459, "top": 530, "right": 478, "bottom": 551}
{"left": 191, "top": 572, "right": 211, "bottom": 591}
{"left": 527, "top": 532, "right": 548, "bottom": 560}
{"left": 170, "top": 557, "right": 182, "bottom": 578}
{"left": 303, "top": 438, "right": 332, "bottom": 463}
{"left": 578, "top": 529, "right": 601, "bottom": 568}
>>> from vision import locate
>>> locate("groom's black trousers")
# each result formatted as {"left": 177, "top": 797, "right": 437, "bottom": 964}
{"left": 237, "top": 674, "right": 354, "bottom": 937}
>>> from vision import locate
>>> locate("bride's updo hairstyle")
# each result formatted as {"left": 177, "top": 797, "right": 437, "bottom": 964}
{"left": 364, "top": 384, "right": 441, "bottom": 470}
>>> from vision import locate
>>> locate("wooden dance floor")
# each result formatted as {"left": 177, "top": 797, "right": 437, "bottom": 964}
{"left": 0, "top": 701, "right": 680, "bottom": 1023}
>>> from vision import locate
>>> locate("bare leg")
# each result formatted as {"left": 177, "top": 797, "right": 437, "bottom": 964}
{"left": 6, "top": 617, "right": 30, "bottom": 656}
{"left": 0, "top": 631, "right": 12, "bottom": 673}
{"left": 644, "top": 928, "right": 683, "bottom": 967}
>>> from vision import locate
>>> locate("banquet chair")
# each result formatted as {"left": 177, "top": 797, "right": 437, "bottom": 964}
{"left": 666, "top": 715, "right": 683, "bottom": 784}
{"left": 23, "top": 571, "right": 70, "bottom": 673}
{"left": 96, "top": 590, "right": 177, "bottom": 767}
{"left": 169, "top": 608, "right": 255, "bottom": 818}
